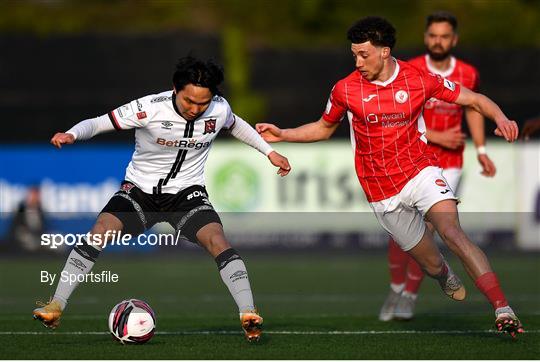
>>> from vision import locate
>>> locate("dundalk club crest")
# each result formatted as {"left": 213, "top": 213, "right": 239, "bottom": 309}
{"left": 203, "top": 119, "right": 217, "bottom": 134}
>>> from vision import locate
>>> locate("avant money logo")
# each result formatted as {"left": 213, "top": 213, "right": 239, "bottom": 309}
{"left": 212, "top": 161, "right": 260, "bottom": 211}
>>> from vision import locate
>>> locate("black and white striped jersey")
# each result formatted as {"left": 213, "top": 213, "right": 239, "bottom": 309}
{"left": 107, "top": 90, "right": 235, "bottom": 195}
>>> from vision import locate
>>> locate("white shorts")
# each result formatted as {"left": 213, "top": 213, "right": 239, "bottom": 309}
{"left": 369, "top": 166, "right": 458, "bottom": 251}
{"left": 442, "top": 167, "right": 462, "bottom": 195}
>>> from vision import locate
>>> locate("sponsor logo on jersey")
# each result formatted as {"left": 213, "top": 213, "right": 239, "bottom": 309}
{"left": 362, "top": 94, "right": 378, "bottom": 103}
{"left": 136, "top": 111, "right": 147, "bottom": 120}
{"left": 435, "top": 179, "right": 447, "bottom": 187}
{"left": 212, "top": 95, "right": 224, "bottom": 102}
{"left": 203, "top": 119, "right": 217, "bottom": 134}
{"left": 156, "top": 137, "right": 212, "bottom": 150}
{"left": 117, "top": 104, "right": 134, "bottom": 118}
{"left": 161, "top": 121, "right": 173, "bottom": 130}
{"left": 150, "top": 95, "right": 173, "bottom": 103}
{"left": 395, "top": 90, "right": 409, "bottom": 104}
{"left": 443, "top": 78, "right": 456, "bottom": 91}
{"left": 366, "top": 113, "right": 378, "bottom": 123}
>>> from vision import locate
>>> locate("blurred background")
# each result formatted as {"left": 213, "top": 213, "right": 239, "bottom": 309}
{"left": 0, "top": 3, "right": 539, "bottom": 353}
{"left": 0, "top": 0, "right": 539, "bottom": 253}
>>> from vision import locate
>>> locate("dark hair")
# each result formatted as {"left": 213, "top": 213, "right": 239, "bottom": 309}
{"left": 347, "top": 16, "right": 396, "bottom": 49}
{"left": 426, "top": 11, "right": 458, "bottom": 31}
{"left": 172, "top": 56, "right": 224, "bottom": 96}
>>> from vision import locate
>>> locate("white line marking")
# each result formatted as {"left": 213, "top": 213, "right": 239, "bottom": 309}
{"left": 0, "top": 330, "right": 538, "bottom": 335}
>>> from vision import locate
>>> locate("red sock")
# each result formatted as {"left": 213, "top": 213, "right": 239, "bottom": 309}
{"left": 404, "top": 257, "right": 425, "bottom": 294}
{"left": 388, "top": 237, "right": 408, "bottom": 285}
{"left": 475, "top": 272, "right": 509, "bottom": 310}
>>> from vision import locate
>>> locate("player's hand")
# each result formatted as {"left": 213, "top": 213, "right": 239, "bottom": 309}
{"left": 477, "top": 154, "right": 496, "bottom": 177}
{"left": 438, "top": 126, "right": 466, "bottom": 150}
{"left": 256, "top": 123, "right": 284, "bottom": 143}
{"left": 50, "top": 132, "right": 75, "bottom": 148}
{"left": 268, "top": 151, "right": 291, "bottom": 177}
{"left": 521, "top": 118, "right": 540, "bottom": 141}
{"left": 494, "top": 119, "right": 519, "bottom": 142}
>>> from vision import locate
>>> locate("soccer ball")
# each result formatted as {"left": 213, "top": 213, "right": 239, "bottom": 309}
{"left": 108, "top": 299, "right": 156, "bottom": 344}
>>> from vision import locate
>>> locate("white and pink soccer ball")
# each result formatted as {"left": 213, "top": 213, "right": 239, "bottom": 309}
{"left": 108, "top": 299, "right": 156, "bottom": 344}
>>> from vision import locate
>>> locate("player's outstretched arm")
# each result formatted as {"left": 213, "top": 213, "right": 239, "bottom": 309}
{"left": 455, "top": 87, "right": 518, "bottom": 142}
{"left": 256, "top": 117, "right": 339, "bottom": 143}
{"left": 50, "top": 115, "right": 117, "bottom": 149}
{"left": 268, "top": 151, "right": 291, "bottom": 177}
{"left": 228, "top": 114, "right": 291, "bottom": 177}
{"left": 50, "top": 132, "right": 75, "bottom": 149}
{"left": 425, "top": 125, "right": 466, "bottom": 150}
{"left": 465, "top": 107, "right": 496, "bottom": 177}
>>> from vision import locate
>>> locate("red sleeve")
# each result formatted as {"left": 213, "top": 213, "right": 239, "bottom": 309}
{"left": 423, "top": 71, "right": 461, "bottom": 103}
{"left": 321, "top": 81, "right": 347, "bottom": 123}
{"left": 472, "top": 67, "right": 480, "bottom": 92}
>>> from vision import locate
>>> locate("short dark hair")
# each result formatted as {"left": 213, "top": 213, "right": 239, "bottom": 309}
{"left": 172, "top": 56, "right": 224, "bottom": 96}
{"left": 426, "top": 11, "right": 458, "bottom": 31}
{"left": 347, "top": 16, "right": 396, "bottom": 49}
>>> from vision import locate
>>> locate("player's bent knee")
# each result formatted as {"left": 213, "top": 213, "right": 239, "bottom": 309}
{"left": 89, "top": 213, "right": 124, "bottom": 247}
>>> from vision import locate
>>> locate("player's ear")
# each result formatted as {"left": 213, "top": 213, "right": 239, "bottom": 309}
{"left": 452, "top": 33, "right": 458, "bottom": 47}
{"left": 381, "top": 47, "right": 391, "bottom": 59}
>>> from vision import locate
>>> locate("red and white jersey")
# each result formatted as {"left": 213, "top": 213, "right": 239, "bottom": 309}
{"left": 408, "top": 55, "right": 480, "bottom": 169}
{"left": 322, "top": 59, "right": 461, "bottom": 202}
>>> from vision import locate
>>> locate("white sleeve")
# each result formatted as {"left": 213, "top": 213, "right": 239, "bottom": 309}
{"left": 107, "top": 97, "right": 151, "bottom": 130}
{"left": 229, "top": 114, "right": 274, "bottom": 156}
{"left": 65, "top": 114, "right": 116, "bottom": 141}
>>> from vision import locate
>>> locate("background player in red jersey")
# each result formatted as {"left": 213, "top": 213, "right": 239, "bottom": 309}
{"left": 380, "top": 11, "right": 498, "bottom": 322}
{"left": 257, "top": 16, "right": 523, "bottom": 337}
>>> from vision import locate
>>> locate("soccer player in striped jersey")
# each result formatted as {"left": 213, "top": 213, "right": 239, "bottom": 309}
{"left": 380, "top": 11, "right": 498, "bottom": 322}
{"left": 33, "top": 56, "right": 291, "bottom": 342}
{"left": 257, "top": 17, "right": 523, "bottom": 338}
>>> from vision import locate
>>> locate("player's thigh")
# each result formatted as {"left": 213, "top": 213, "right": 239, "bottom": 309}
{"left": 409, "top": 166, "right": 459, "bottom": 219}
{"left": 442, "top": 168, "right": 462, "bottom": 195}
{"left": 425, "top": 199, "right": 462, "bottom": 238}
{"left": 370, "top": 197, "right": 426, "bottom": 251}
{"left": 100, "top": 181, "right": 153, "bottom": 236}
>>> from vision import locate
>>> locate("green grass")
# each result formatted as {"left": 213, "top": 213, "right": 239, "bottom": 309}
{"left": 0, "top": 251, "right": 539, "bottom": 359}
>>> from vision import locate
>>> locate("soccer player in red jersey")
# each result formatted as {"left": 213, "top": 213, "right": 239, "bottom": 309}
{"left": 257, "top": 16, "right": 523, "bottom": 337}
{"left": 379, "top": 12, "right": 498, "bottom": 322}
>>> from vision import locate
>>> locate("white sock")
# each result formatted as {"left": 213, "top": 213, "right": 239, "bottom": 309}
{"left": 216, "top": 249, "right": 255, "bottom": 313}
{"left": 401, "top": 291, "right": 418, "bottom": 300}
{"left": 390, "top": 283, "right": 405, "bottom": 294}
{"left": 53, "top": 239, "right": 101, "bottom": 310}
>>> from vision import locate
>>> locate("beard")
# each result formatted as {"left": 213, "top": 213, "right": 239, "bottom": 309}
{"left": 427, "top": 46, "right": 451, "bottom": 61}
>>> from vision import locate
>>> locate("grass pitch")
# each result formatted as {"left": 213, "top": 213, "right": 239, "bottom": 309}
{"left": 0, "top": 251, "right": 538, "bottom": 359}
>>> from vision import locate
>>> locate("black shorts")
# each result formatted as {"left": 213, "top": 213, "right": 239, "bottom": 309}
{"left": 101, "top": 181, "right": 221, "bottom": 242}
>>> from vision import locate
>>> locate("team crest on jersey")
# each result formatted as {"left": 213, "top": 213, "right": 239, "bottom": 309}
{"left": 137, "top": 111, "right": 147, "bottom": 120}
{"left": 395, "top": 90, "right": 409, "bottom": 104}
{"left": 203, "top": 119, "right": 217, "bottom": 134}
